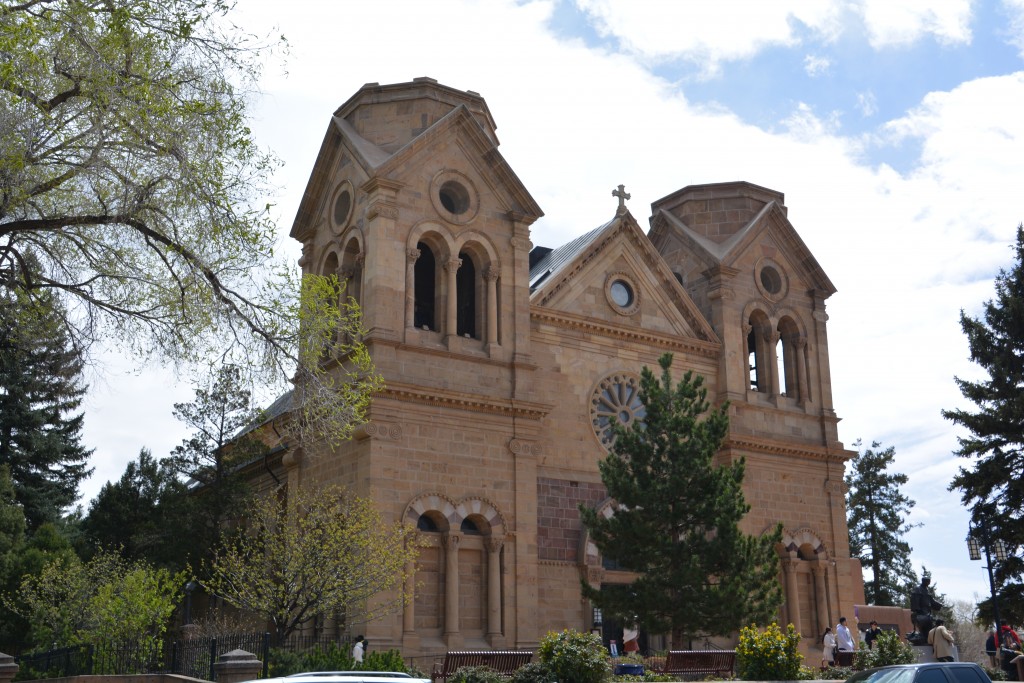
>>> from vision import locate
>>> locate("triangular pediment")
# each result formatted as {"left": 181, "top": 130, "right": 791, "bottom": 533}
{"left": 291, "top": 102, "right": 542, "bottom": 241}
{"left": 650, "top": 195, "right": 835, "bottom": 297}
{"left": 530, "top": 212, "right": 719, "bottom": 344}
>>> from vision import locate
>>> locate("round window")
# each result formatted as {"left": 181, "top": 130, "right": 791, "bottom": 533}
{"left": 610, "top": 280, "right": 633, "bottom": 307}
{"left": 760, "top": 266, "right": 782, "bottom": 294}
{"left": 438, "top": 180, "right": 470, "bottom": 215}
{"left": 591, "top": 373, "right": 646, "bottom": 447}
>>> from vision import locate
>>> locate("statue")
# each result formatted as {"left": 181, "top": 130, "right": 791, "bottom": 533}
{"left": 908, "top": 575, "right": 944, "bottom": 645}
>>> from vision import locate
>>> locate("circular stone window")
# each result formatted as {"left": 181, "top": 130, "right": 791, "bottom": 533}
{"left": 430, "top": 170, "right": 479, "bottom": 224}
{"left": 754, "top": 259, "right": 788, "bottom": 301}
{"left": 331, "top": 182, "right": 354, "bottom": 233}
{"left": 591, "top": 372, "right": 646, "bottom": 447}
{"left": 604, "top": 273, "right": 641, "bottom": 315}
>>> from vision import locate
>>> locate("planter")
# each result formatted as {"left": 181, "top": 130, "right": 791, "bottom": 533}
{"left": 613, "top": 663, "right": 645, "bottom": 676}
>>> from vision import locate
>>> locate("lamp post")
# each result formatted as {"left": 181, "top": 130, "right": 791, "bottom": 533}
{"left": 968, "top": 522, "right": 1008, "bottom": 637}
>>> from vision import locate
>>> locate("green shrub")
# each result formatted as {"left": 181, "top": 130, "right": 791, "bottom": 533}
{"left": 735, "top": 622, "right": 804, "bottom": 681}
{"left": 511, "top": 662, "right": 558, "bottom": 683}
{"left": 851, "top": 630, "right": 916, "bottom": 670}
{"left": 451, "top": 666, "right": 503, "bottom": 683}
{"left": 267, "top": 643, "right": 409, "bottom": 677}
{"left": 984, "top": 664, "right": 1008, "bottom": 681}
{"left": 364, "top": 649, "right": 410, "bottom": 673}
{"left": 537, "top": 629, "right": 610, "bottom": 683}
{"left": 819, "top": 666, "right": 855, "bottom": 680}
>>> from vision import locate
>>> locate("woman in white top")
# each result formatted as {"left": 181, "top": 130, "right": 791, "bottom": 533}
{"left": 822, "top": 627, "right": 837, "bottom": 668}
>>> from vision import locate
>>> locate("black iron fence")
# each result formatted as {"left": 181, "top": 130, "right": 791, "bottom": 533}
{"left": 15, "top": 632, "right": 271, "bottom": 681}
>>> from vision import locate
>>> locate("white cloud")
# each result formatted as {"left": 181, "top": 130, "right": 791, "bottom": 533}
{"left": 857, "top": 0, "right": 974, "bottom": 48}
{"left": 804, "top": 53, "right": 832, "bottom": 76}
{"left": 1002, "top": 0, "right": 1024, "bottom": 57}
{"left": 857, "top": 91, "right": 878, "bottom": 116}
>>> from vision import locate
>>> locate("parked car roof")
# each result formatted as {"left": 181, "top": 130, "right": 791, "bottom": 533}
{"left": 846, "top": 663, "right": 992, "bottom": 683}
{"left": 247, "top": 672, "right": 429, "bottom": 683}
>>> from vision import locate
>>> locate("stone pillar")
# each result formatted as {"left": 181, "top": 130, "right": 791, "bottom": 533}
{"left": 784, "top": 558, "right": 802, "bottom": 634}
{"left": 0, "top": 653, "right": 18, "bottom": 683}
{"left": 742, "top": 323, "right": 752, "bottom": 390}
{"left": 795, "top": 337, "right": 809, "bottom": 405}
{"left": 405, "top": 248, "right": 420, "bottom": 330}
{"left": 767, "top": 330, "right": 781, "bottom": 396}
{"left": 444, "top": 531, "right": 462, "bottom": 643}
{"left": 813, "top": 562, "right": 830, "bottom": 635}
{"left": 403, "top": 557, "right": 416, "bottom": 634}
{"left": 444, "top": 258, "right": 461, "bottom": 341}
{"left": 487, "top": 535, "right": 505, "bottom": 642}
{"left": 213, "top": 649, "right": 262, "bottom": 683}
{"left": 485, "top": 267, "right": 500, "bottom": 350}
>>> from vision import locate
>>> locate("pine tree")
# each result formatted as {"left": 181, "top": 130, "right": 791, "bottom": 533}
{"left": 845, "top": 440, "right": 919, "bottom": 606}
{"left": 0, "top": 291, "right": 92, "bottom": 530}
{"left": 944, "top": 224, "right": 1024, "bottom": 624}
{"left": 168, "top": 366, "right": 265, "bottom": 560}
{"left": 579, "top": 353, "right": 782, "bottom": 646}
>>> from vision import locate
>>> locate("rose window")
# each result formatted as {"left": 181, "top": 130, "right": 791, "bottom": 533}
{"left": 591, "top": 373, "right": 645, "bottom": 447}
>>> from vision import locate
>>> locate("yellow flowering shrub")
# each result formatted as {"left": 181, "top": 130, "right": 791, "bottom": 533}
{"left": 736, "top": 622, "right": 804, "bottom": 680}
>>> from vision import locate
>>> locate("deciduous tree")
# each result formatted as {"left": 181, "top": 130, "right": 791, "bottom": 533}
{"left": 944, "top": 225, "right": 1024, "bottom": 624}
{"left": 845, "top": 440, "right": 919, "bottom": 606}
{"left": 579, "top": 353, "right": 782, "bottom": 647}
{"left": 0, "top": 1, "right": 380, "bottom": 443}
{"left": 203, "top": 484, "right": 421, "bottom": 643}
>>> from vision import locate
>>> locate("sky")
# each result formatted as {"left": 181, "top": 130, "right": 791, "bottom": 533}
{"left": 78, "top": 0, "right": 1024, "bottom": 607}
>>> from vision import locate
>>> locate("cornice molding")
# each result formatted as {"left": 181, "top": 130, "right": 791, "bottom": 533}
{"left": 722, "top": 435, "right": 853, "bottom": 463}
{"left": 530, "top": 307, "right": 720, "bottom": 359}
{"left": 377, "top": 381, "right": 551, "bottom": 420}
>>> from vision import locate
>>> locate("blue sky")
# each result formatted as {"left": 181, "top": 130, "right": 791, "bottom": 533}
{"left": 81, "top": 0, "right": 1024, "bottom": 608}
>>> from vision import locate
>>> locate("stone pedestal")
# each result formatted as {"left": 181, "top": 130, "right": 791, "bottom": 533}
{"left": 0, "top": 653, "right": 18, "bottom": 683}
{"left": 213, "top": 649, "right": 262, "bottom": 683}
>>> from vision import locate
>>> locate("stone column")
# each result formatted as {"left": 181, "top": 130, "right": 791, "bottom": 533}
{"left": 485, "top": 267, "right": 500, "bottom": 349}
{"left": 784, "top": 558, "right": 802, "bottom": 634}
{"left": 405, "top": 248, "right": 420, "bottom": 330}
{"left": 403, "top": 557, "right": 417, "bottom": 634}
{"left": 767, "top": 330, "right": 781, "bottom": 396}
{"left": 444, "top": 532, "right": 462, "bottom": 641}
{"left": 444, "top": 258, "right": 461, "bottom": 341}
{"left": 812, "top": 562, "right": 830, "bottom": 635}
{"left": 487, "top": 535, "right": 505, "bottom": 643}
{"left": 795, "top": 337, "right": 809, "bottom": 405}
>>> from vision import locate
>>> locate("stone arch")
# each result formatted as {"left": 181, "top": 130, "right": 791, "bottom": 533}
{"left": 317, "top": 246, "right": 342, "bottom": 278}
{"left": 404, "top": 492, "right": 459, "bottom": 531}
{"left": 339, "top": 230, "right": 365, "bottom": 304}
{"left": 453, "top": 232, "right": 499, "bottom": 343}
{"left": 746, "top": 307, "right": 774, "bottom": 393}
{"left": 454, "top": 496, "right": 507, "bottom": 537}
{"left": 781, "top": 527, "right": 830, "bottom": 559}
{"left": 407, "top": 225, "right": 453, "bottom": 334}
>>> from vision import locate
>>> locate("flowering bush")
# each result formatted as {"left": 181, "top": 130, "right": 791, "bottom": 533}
{"left": 857, "top": 630, "right": 916, "bottom": 668}
{"left": 736, "top": 622, "right": 804, "bottom": 680}
{"left": 537, "top": 629, "right": 610, "bottom": 683}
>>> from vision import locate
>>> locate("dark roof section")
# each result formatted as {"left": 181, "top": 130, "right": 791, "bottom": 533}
{"left": 529, "top": 221, "right": 612, "bottom": 292}
{"left": 230, "top": 389, "right": 293, "bottom": 442}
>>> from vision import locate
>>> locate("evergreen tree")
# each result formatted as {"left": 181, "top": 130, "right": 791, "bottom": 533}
{"left": 579, "top": 353, "right": 782, "bottom": 646}
{"left": 81, "top": 449, "right": 192, "bottom": 569}
{"left": 845, "top": 440, "right": 919, "bottom": 606}
{"left": 944, "top": 224, "right": 1024, "bottom": 624}
{"left": 168, "top": 366, "right": 265, "bottom": 560}
{"left": 0, "top": 290, "right": 92, "bottom": 529}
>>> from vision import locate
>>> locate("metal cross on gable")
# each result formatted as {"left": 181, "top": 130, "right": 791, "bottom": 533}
{"left": 612, "top": 184, "right": 630, "bottom": 214}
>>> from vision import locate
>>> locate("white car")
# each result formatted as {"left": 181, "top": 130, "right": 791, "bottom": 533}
{"left": 248, "top": 672, "right": 431, "bottom": 683}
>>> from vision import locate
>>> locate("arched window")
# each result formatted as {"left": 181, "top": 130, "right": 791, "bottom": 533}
{"left": 778, "top": 317, "right": 801, "bottom": 399}
{"left": 340, "top": 238, "right": 362, "bottom": 305}
{"left": 414, "top": 241, "right": 438, "bottom": 331}
{"left": 747, "top": 311, "right": 772, "bottom": 393}
{"left": 456, "top": 251, "right": 478, "bottom": 338}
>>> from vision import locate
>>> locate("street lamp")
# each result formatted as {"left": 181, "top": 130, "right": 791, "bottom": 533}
{"left": 967, "top": 523, "right": 1008, "bottom": 638}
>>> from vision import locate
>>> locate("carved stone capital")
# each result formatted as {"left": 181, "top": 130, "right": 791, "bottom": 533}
{"left": 795, "top": 336, "right": 807, "bottom": 350}
{"left": 367, "top": 201, "right": 398, "bottom": 220}
{"left": 487, "top": 535, "right": 505, "bottom": 553}
{"left": 444, "top": 532, "right": 462, "bottom": 551}
{"left": 445, "top": 258, "right": 462, "bottom": 273}
{"left": 484, "top": 267, "right": 500, "bottom": 282}
{"left": 407, "top": 248, "right": 421, "bottom": 263}
{"left": 509, "top": 236, "right": 532, "bottom": 251}
{"left": 354, "top": 421, "right": 404, "bottom": 441}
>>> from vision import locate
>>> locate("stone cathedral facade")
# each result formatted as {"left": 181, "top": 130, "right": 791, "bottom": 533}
{"left": 275, "top": 77, "right": 864, "bottom": 657}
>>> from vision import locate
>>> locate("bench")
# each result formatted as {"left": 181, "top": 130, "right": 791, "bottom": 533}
{"left": 656, "top": 650, "right": 736, "bottom": 679}
{"left": 431, "top": 651, "right": 534, "bottom": 683}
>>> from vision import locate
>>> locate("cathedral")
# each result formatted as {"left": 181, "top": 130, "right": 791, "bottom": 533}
{"left": 276, "top": 77, "right": 864, "bottom": 657}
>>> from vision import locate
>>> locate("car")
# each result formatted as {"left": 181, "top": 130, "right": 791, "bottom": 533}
{"left": 845, "top": 663, "right": 992, "bottom": 683}
{"left": 246, "top": 672, "right": 430, "bottom": 683}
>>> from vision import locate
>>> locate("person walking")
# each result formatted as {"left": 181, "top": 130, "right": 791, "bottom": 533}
{"left": 352, "top": 635, "right": 365, "bottom": 663}
{"left": 837, "top": 617, "right": 856, "bottom": 652}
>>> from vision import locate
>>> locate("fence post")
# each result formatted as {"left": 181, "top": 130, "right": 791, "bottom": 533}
{"left": 209, "top": 638, "right": 218, "bottom": 682}
{"left": 0, "top": 652, "right": 18, "bottom": 683}
{"left": 213, "top": 650, "right": 262, "bottom": 683}
{"left": 261, "top": 633, "right": 270, "bottom": 679}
